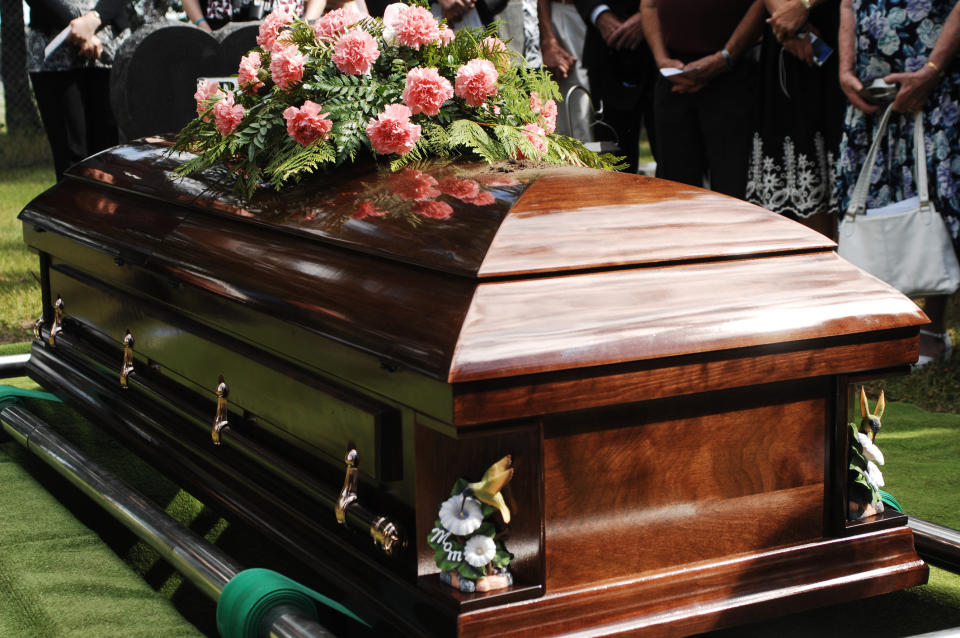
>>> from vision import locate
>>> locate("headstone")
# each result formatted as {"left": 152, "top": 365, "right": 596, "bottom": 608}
{"left": 110, "top": 20, "right": 260, "bottom": 139}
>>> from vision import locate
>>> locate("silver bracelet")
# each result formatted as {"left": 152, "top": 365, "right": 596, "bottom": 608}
{"left": 720, "top": 48, "right": 733, "bottom": 69}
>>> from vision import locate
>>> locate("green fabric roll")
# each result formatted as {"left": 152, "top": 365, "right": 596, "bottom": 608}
{"left": 0, "top": 384, "right": 61, "bottom": 408}
{"left": 880, "top": 490, "right": 904, "bottom": 513}
{"left": 217, "top": 568, "right": 367, "bottom": 638}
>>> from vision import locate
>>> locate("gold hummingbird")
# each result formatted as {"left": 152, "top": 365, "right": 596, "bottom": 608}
{"left": 859, "top": 386, "right": 885, "bottom": 441}
{"left": 461, "top": 455, "right": 514, "bottom": 524}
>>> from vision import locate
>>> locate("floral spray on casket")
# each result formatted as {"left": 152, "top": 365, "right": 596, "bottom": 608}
{"left": 428, "top": 456, "right": 515, "bottom": 592}
{"left": 173, "top": 1, "right": 621, "bottom": 200}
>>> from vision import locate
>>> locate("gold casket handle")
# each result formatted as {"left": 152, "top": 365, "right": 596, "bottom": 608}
{"left": 211, "top": 378, "right": 229, "bottom": 445}
{"left": 48, "top": 296, "right": 63, "bottom": 347}
{"left": 120, "top": 331, "right": 135, "bottom": 389}
{"left": 336, "top": 448, "right": 406, "bottom": 556}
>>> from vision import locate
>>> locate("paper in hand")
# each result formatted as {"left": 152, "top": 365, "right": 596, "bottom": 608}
{"left": 44, "top": 25, "right": 72, "bottom": 61}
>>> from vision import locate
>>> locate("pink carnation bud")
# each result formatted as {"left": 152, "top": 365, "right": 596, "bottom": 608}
{"left": 540, "top": 98, "right": 558, "bottom": 134}
{"left": 283, "top": 100, "right": 333, "bottom": 145}
{"left": 257, "top": 9, "right": 293, "bottom": 51}
{"left": 387, "top": 168, "right": 440, "bottom": 200}
{"left": 438, "top": 25, "right": 455, "bottom": 45}
{"left": 529, "top": 91, "right": 542, "bottom": 114}
{"left": 332, "top": 29, "right": 381, "bottom": 75}
{"left": 313, "top": 6, "right": 360, "bottom": 42}
{"left": 402, "top": 67, "right": 453, "bottom": 116}
{"left": 454, "top": 58, "right": 498, "bottom": 107}
{"left": 384, "top": 3, "right": 439, "bottom": 50}
{"left": 213, "top": 90, "right": 245, "bottom": 136}
{"left": 194, "top": 79, "right": 222, "bottom": 120}
{"left": 366, "top": 104, "right": 421, "bottom": 156}
{"left": 518, "top": 122, "right": 548, "bottom": 158}
{"left": 270, "top": 43, "right": 306, "bottom": 90}
{"left": 353, "top": 201, "right": 388, "bottom": 219}
{"left": 483, "top": 36, "right": 507, "bottom": 53}
{"left": 238, "top": 52, "right": 265, "bottom": 93}
{"left": 413, "top": 199, "right": 453, "bottom": 220}
{"left": 438, "top": 176, "right": 480, "bottom": 201}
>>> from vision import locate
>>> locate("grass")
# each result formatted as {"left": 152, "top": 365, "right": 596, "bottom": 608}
{"left": 0, "top": 164, "right": 53, "bottom": 344}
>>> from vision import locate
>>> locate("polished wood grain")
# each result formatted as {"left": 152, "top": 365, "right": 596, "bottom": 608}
{"left": 542, "top": 381, "right": 827, "bottom": 588}
{"left": 452, "top": 251, "right": 926, "bottom": 382}
{"left": 458, "top": 527, "right": 927, "bottom": 637}
{"left": 481, "top": 170, "right": 835, "bottom": 277}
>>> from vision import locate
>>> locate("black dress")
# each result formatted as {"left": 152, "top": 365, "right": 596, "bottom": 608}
{"left": 745, "top": 3, "right": 844, "bottom": 220}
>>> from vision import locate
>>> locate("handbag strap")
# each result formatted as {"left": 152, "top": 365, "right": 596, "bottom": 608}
{"left": 845, "top": 105, "right": 930, "bottom": 216}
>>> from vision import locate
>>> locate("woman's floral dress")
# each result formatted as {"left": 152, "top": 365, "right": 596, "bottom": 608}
{"left": 835, "top": 0, "right": 960, "bottom": 238}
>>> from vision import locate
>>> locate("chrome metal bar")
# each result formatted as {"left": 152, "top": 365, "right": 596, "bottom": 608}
{"left": 909, "top": 516, "right": 960, "bottom": 575}
{"left": 0, "top": 402, "right": 339, "bottom": 638}
{"left": 0, "top": 353, "right": 30, "bottom": 379}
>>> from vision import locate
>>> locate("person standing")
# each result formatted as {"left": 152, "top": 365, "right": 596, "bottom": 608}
{"left": 25, "top": 0, "right": 130, "bottom": 181}
{"left": 575, "top": 0, "right": 656, "bottom": 172}
{"left": 835, "top": 0, "right": 960, "bottom": 363}
{"left": 641, "top": 0, "right": 765, "bottom": 197}
{"left": 745, "top": 0, "right": 844, "bottom": 238}
{"left": 538, "top": 0, "right": 594, "bottom": 142}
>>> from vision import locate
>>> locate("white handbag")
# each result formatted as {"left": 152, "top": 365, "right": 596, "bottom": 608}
{"left": 838, "top": 104, "right": 960, "bottom": 298}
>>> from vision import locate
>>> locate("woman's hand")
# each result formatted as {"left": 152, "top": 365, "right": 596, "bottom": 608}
{"left": 885, "top": 66, "right": 939, "bottom": 113}
{"left": 768, "top": 0, "right": 808, "bottom": 42}
{"left": 839, "top": 68, "right": 880, "bottom": 113}
{"left": 673, "top": 52, "right": 726, "bottom": 93}
{"left": 541, "top": 38, "right": 576, "bottom": 80}
{"left": 781, "top": 32, "right": 814, "bottom": 64}
{"left": 437, "top": 0, "right": 474, "bottom": 24}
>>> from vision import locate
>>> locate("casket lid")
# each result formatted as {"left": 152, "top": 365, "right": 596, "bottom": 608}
{"left": 21, "top": 139, "right": 926, "bottom": 385}
{"left": 58, "top": 139, "right": 836, "bottom": 278}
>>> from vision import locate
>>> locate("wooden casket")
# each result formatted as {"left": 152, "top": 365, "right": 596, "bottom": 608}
{"left": 19, "top": 138, "right": 929, "bottom": 636}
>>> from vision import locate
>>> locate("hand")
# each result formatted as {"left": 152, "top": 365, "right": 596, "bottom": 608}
{"left": 672, "top": 52, "right": 726, "bottom": 93}
{"left": 67, "top": 11, "right": 101, "bottom": 46}
{"left": 78, "top": 34, "right": 102, "bottom": 60}
{"left": 541, "top": 38, "right": 576, "bottom": 80}
{"left": 885, "top": 67, "right": 939, "bottom": 114}
{"left": 609, "top": 12, "right": 644, "bottom": 50}
{"left": 767, "top": 0, "right": 808, "bottom": 42}
{"left": 781, "top": 33, "right": 813, "bottom": 65}
{"left": 839, "top": 68, "right": 880, "bottom": 114}
{"left": 596, "top": 11, "right": 623, "bottom": 47}
{"left": 438, "top": 0, "right": 474, "bottom": 24}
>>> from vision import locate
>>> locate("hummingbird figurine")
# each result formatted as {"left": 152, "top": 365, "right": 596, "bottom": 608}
{"left": 859, "top": 386, "right": 885, "bottom": 441}
{"left": 461, "top": 455, "right": 514, "bottom": 524}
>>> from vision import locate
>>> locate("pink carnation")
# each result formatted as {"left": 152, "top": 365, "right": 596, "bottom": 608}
{"left": 402, "top": 67, "right": 453, "bottom": 116}
{"left": 213, "top": 91, "right": 244, "bottom": 136}
{"left": 257, "top": 10, "right": 293, "bottom": 51}
{"left": 194, "top": 79, "right": 222, "bottom": 120}
{"left": 519, "top": 122, "right": 548, "bottom": 157}
{"left": 438, "top": 25, "right": 455, "bottom": 45}
{"left": 464, "top": 191, "right": 496, "bottom": 206}
{"left": 383, "top": 3, "right": 439, "bottom": 50}
{"left": 387, "top": 168, "right": 440, "bottom": 200}
{"left": 483, "top": 36, "right": 507, "bottom": 53}
{"left": 332, "top": 29, "right": 380, "bottom": 75}
{"left": 478, "top": 174, "right": 520, "bottom": 187}
{"left": 366, "top": 104, "right": 421, "bottom": 155}
{"left": 283, "top": 100, "right": 333, "bottom": 145}
{"left": 455, "top": 58, "right": 498, "bottom": 107}
{"left": 353, "top": 201, "right": 388, "bottom": 219}
{"left": 540, "top": 98, "right": 557, "bottom": 134}
{"left": 238, "top": 52, "right": 264, "bottom": 93}
{"left": 270, "top": 44, "right": 306, "bottom": 90}
{"left": 413, "top": 200, "right": 453, "bottom": 220}
{"left": 438, "top": 177, "right": 480, "bottom": 201}
{"left": 313, "top": 6, "right": 360, "bottom": 42}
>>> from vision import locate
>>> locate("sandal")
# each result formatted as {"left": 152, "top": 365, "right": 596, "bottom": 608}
{"left": 915, "top": 329, "right": 952, "bottom": 368}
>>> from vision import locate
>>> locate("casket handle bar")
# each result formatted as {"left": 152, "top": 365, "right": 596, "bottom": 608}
{"left": 48, "top": 296, "right": 63, "bottom": 347}
{"left": 120, "top": 331, "right": 135, "bottom": 389}
{"left": 211, "top": 377, "right": 229, "bottom": 445}
{"left": 336, "top": 448, "right": 405, "bottom": 557}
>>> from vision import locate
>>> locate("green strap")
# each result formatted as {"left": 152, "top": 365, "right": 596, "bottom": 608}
{"left": 217, "top": 568, "right": 368, "bottom": 638}
{"left": 0, "top": 384, "right": 62, "bottom": 409}
{"left": 879, "top": 490, "right": 904, "bottom": 513}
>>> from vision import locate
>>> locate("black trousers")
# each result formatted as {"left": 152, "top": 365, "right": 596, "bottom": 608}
{"left": 652, "top": 58, "right": 759, "bottom": 199}
{"left": 31, "top": 68, "right": 119, "bottom": 181}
